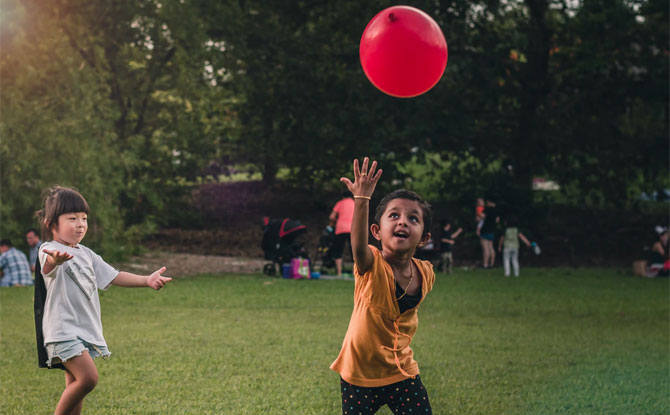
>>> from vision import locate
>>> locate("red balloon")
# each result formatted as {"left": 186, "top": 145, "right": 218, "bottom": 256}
{"left": 360, "top": 6, "right": 448, "bottom": 98}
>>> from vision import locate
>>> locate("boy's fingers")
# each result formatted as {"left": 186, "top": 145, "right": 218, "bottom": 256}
{"left": 340, "top": 177, "right": 353, "bottom": 188}
{"left": 368, "top": 160, "right": 377, "bottom": 176}
{"left": 361, "top": 157, "right": 369, "bottom": 174}
{"left": 373, "top": 169, "right": 383, "bottom": 181}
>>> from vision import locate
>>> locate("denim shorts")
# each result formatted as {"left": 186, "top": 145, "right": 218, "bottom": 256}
{"left": 45, "top": 338, "right": 110, "bottom": 367}
{"left": 480, "top": 233, "right": 494, "bottom": 241}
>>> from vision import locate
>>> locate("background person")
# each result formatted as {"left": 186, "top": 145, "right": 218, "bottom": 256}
{"left": 497, "top": 217, "right": 532, "bottom": 277}
{"left": 475, "top": 197, "right": 485, "bottom": 236}
{"left": 329, "top": 191, "right": 355, "bottom": 277}
{"left": 479, "top": 199, "right": 499, "bottom": 268}
{"left": 0, "top": 239, "right": 34, "bottom": 287}
{"left": 26, "top": 228, "right": 42, "bottom": 272}
{"left": 439, "top": 219, "right": 463, "bottom": 274}
{"left": 648, "top": 226, "right": 669, "bottom": 277}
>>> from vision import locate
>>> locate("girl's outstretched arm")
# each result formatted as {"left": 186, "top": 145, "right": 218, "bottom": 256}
{"left": 340, "top": 157, "right": 382, "bottom": 275}
{"left": 111, "top": 267, "right": 171, "bottom": 290}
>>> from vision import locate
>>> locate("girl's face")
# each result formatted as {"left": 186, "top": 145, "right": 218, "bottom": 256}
{"left": 51, "top": 212, "right": 88, "bottom": 247}
{"left": 371, "top": 198, "right": 430, "bottom": 255}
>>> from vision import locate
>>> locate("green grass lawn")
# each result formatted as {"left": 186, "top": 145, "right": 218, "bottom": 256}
{"left": 1, "top": 268, "right": 668, "bottom": 414}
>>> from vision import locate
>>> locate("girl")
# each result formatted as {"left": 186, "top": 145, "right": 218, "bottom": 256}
{"left": 35, "top": 186, "right": 172, "bottom": 415}
{"left": 330, "top": 158, "right": 435, "bottom": 414}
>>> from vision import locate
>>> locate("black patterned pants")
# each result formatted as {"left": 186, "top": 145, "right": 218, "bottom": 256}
{"left": 340, "top": 375, "right": 432, "bottom": 415}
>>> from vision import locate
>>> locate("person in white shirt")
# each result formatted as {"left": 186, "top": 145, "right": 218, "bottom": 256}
{"left": 36, "top": 186, "right": 172, "bottom": 415}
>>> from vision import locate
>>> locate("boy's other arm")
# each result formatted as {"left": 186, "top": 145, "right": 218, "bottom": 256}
{"left": 112, "top": 267, "right": 171, "bottom": 290}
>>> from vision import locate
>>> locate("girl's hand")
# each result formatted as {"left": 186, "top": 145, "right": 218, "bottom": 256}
{"left": 43, "top": 249, "right": 73, "bottom": 266}
{"left": 340, "top": 157, "right": 383, "bottom": 198}
{"left": 147, "top": 267, "right": 172, "bottom": 290}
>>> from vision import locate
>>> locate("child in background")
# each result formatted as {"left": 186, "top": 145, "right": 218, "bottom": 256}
{"left": 330, "top": 157, "right": 435, "bottom": 414}
{"left": 475, "top": 197, "right": 485, "bottom": 236}
{"left": 497, "top": 216, "right": 532, "bottom": 277}
{"left": 35, "top": 186, "right": 172, "bottom": 415}
{"left": 439, "top": 219, "right": 463, "bottom": 274}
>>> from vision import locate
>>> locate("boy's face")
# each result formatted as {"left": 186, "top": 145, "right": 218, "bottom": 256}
{"left": 371, "top": 198, "right": 430, "bottom": 254}
{"left": 52, "top": 212, "right": 88, "bottom": 247}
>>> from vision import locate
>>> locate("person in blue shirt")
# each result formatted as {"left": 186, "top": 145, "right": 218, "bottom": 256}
{"left": 0, "top": 239, "right": 34, "bottom": 286}
{"left": 26, "top": 228, "right": 42, "bottom": 272}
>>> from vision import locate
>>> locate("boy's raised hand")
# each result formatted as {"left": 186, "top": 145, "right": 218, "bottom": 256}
{"left": 340, "top": 157, "right": 383, "bottom": 197}
{"left": 42, "top": 249, "right": 74, "bottom": 266}
{"left": 147, "top": 266, "right": 172, "bottom": 290}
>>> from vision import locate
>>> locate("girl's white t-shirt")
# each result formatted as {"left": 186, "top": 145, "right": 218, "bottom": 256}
{"left": 39, "top": 241, "right": 119, "bottom": 346}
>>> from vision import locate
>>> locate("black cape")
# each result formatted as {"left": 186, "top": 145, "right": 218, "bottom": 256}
{"left": 34, "top": 260, "right": 65, "bottom": 370}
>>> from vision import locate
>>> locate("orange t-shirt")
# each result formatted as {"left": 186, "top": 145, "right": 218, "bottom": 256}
{"left": 330, "top": 245, "right": 435, "bottom": 387}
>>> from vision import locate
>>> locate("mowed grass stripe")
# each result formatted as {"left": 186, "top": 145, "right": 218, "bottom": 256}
{"left": 1, "top": 268, "right": 667, "bottom": 414}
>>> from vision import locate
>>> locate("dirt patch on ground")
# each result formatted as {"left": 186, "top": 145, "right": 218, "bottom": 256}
{"left": 114, "top": 252, "right": 268, "bottom": 277}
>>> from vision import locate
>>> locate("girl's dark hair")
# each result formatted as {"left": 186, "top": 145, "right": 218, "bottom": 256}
{"left": 35, "top": 186, "right": 89, "bottom": 240}
{"left": 374, "top": 189, "right": 432, "bottom": 236}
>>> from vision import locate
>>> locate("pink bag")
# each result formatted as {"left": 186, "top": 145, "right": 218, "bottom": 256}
{"left": 290, "top": 257, "right": 310, "bottom": 279}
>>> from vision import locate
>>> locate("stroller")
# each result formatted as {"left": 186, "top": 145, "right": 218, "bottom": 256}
{"left": 317, "top": 225, "right": 336, "bottom": 273}
{"left": 261, "top": 216, "right": 309, "bottom": 276}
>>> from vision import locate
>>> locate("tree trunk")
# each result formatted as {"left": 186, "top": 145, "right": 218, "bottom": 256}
{"left": 262, "top": 158, "right": 278, "bottom": 187}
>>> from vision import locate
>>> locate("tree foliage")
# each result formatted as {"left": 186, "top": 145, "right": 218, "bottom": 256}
{"left": 1, "top": 0, "right": 667, "bottom": 252}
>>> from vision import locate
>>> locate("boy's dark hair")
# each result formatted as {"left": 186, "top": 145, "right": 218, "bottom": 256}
{"left": 35, "top": 186, "right": 89, "bottom": 240}
{"left": 440, "top": 219, "right": 450, "bottom": 228}
{"left": 26, "top": 228, "right": 39, "bottom": 237}
{"left": 0, "top": 239, "right": 12, "bottom": 247}
{"left": 374, "top": 189, "right": 432, "bottom": 236}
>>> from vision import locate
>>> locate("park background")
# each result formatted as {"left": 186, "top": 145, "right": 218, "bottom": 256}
{"left": 0, "top": 0, "right": 668, "bottom": 414}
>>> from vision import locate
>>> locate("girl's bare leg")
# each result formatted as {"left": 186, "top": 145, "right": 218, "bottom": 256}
{"left": 54, "top": 352, "right": 98, "bottom": 415}
{"left": 480, "top": 238, "right": 489, "bottom": 267}
{"left": 63, "top": 370, "right": 84, "bottom": 415}
{"left": 487, "top": 241, "right": 496, "bottom": 267}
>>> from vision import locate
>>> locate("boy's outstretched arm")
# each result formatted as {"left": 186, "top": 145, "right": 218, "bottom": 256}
{"left": 41, "top": 249, "right": 74, "bottom": 275}
{"left": 112, "top": 267, "right": 172, "bottom": 290}
{"left": 518, "top": 232, "right": 532, "bottom": 247}
{"left": 340, "top": 157, "right": 382, "bottom": 275}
